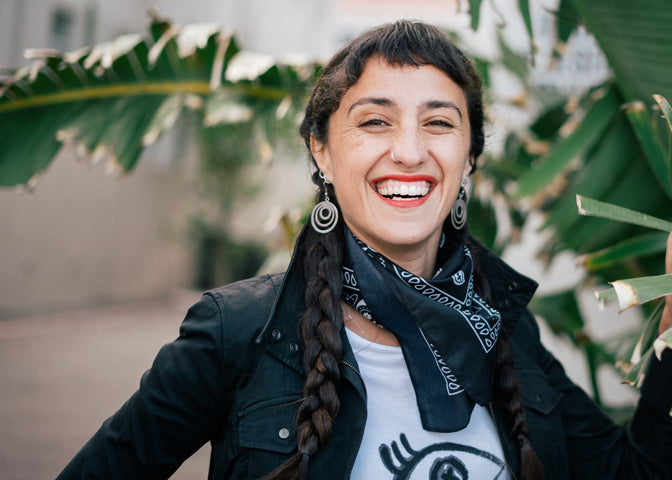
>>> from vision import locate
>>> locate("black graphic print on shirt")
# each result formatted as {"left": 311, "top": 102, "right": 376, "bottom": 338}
{"left": 379, "top": 434, "right": 506, "bottom": 480}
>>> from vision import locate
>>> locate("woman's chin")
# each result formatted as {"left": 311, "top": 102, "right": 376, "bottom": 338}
{"left": 354, "top": 224, "right": 443, "bottom": 255}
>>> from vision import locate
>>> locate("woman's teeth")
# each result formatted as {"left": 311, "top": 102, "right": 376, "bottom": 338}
{"left": 376, "top": 182, "right": 431, "bottom": 200}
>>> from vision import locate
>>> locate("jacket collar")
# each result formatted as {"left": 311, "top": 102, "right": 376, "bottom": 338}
{"left": 255, "top": 226, "right": 538, "bottom": 376}
{"left": 255, "top": 227, "right": 309, "bottom": 376}
{"left": 467, "top": 235, "right": 538, "bottom": 332}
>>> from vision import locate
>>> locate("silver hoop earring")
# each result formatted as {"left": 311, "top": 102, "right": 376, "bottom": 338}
{"left": 450, "top": 182, "right": 468, "bottom": 230}
{"left": 311, "top": 171, "right": 339, "bottom": 234}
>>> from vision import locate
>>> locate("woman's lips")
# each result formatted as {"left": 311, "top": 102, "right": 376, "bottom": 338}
{"left": 371, "top": 175, "right": 436, "bottom": 208}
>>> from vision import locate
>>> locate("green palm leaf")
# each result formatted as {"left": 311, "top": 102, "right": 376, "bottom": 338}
{"left": 571, "top": 0, "right": 672, "bottom": 104}
{"left": 576, "top": 195, "right": 672, "bottom": 232}
{"left": 578, "top": 232, "right": 669, "bottom": 270}
{"left": 594, "top": 274, "right": 672, "bottom": 312}
{"left": 624, "top": 97, "right": 672, "bottom": 198}
{"left": 0, "top": 16, "right": 317, "bottom": 188}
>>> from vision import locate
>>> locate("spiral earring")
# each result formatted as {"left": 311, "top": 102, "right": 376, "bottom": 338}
{"left": 310, "top": 171, "right": 339, "bottom": 234}
{"left": 450, "top": 179, "right": 468, "bottom": 230}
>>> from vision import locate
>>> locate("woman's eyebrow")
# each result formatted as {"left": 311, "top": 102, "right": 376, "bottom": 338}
{"left": 425, "top": 100, "right": 463, "bottom": 119}
{"left": 347, "top": 97, "right": 463, "bottom": 120}
{"left": 347, "top": 97, "right": 394, "bottom": 115}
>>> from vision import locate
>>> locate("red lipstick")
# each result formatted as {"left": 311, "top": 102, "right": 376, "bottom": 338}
{"left": 370, "top": 175, "right": 436, "bottom": 208}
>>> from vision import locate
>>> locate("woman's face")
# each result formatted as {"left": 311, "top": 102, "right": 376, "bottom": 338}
{"left": 312, "top": 57, "right": 472, "bottom": 275}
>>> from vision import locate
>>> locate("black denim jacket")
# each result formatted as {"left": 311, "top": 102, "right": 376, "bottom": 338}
{"left": 57, "top": 234, "right": 672, "bottom": 479}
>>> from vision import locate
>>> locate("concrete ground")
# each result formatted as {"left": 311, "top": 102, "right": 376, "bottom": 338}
{"left": 0, "top": 290, "right": 209, "bottom": 480}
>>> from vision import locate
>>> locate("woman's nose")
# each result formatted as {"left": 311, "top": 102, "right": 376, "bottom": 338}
{"left": 391, "top": 127, "right": 426, "bottom": 167}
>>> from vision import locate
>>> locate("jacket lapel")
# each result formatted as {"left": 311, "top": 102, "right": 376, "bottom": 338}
{"left": 468, "top": 236, "right": 538, "bottom": 332}
{"left": 255, "top": 254, "right": 306, "bottom": 376}
{"left": 256, "top": 226, "right": 368, "bottom": 402}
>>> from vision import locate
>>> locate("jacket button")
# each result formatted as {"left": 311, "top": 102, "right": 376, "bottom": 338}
{"left": 288, "top": 341, "right": 299, "bottom": 353}
{"left": 278, "top": 428, "right": 290, "bottom": 439}
{"left": 271, "top": 329, "right": 282, "bottom": 341}
{"left": 507, "top": 282, "right": 518, "bottom": 292}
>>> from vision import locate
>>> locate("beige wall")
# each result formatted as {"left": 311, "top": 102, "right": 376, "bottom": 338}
{"left": 0, "top": 144, "right": 195, "bottom": 320}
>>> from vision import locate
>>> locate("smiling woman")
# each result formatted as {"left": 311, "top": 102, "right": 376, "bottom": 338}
{"left": 56, "top": 20, "right": 672, "bottom": 480}
{"left": 311, "top": 59, "right": 472, "bottom": 277}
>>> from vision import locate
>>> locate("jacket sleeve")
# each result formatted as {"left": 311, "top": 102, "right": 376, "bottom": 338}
{"left": 629, "top": 347, "right": 672, "bottom": 477}
{"left": 56, "top": 293, "right": 227, "bottom": 480}
{"left": 527, "top": 314, "right": 672, "bottom": 479}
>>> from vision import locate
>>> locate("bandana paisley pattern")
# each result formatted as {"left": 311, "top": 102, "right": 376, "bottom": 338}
{"left": 342, "top": 227, "right": 502, "bottom": 432}
{"left": 393, "top": 257, "right": 501, "bottom": 353}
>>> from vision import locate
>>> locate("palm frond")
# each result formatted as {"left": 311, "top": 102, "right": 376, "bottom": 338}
{"left": 0, "top": 15, "right": 318, "bottom": 189}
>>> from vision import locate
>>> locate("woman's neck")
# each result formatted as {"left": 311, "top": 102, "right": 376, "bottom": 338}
{"left": 347, "top": 228, "right": 442, "bottom": 279}
{"left": 383, "top": 247, "right": 438, "bottom": 278}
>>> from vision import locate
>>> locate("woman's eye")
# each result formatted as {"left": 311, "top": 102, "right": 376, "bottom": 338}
{"left": 426, "top": 119, "right": 454, "bottom": 128}
{"left": 360, "top": 118, "right": 387, "bottom": 128}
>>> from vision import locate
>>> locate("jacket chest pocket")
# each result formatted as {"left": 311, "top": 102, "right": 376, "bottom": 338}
{"left": 237, "top": 396, "right": 300, "bottom": 479}
{"left": 517, "top": 370, "right": 569, "bottom": 479}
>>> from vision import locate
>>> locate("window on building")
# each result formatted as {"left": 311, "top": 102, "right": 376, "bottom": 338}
{"left": 50, "top": 7, "right": 74, "bottom": 52}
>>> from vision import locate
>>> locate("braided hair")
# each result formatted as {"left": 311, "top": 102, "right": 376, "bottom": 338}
{"left": 470, "top": 239, "right": 545, "bottom": 480}
{"left": 259, "top": 220, "right": 345, "bottom": 480}
{"left": 262, "top": 20, "right": 543, "bottom": 480}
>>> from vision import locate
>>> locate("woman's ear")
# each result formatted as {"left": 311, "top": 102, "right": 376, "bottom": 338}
{"left": 463, "top": 156, "right": 474, "bottom": 178}
{"left": 311, "top": 135, "right": 334, "bottom": 181}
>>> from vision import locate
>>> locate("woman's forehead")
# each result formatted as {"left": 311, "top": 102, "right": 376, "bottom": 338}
{"left": 337, "top": 58, "right": 468, "bottom": 114}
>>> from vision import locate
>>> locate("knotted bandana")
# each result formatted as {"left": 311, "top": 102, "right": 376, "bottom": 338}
{"left": 341, "top": 225, "right": 502, "bottom": 432}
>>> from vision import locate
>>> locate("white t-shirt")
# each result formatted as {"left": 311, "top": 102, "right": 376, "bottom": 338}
{"left": 346, "top": 328, "right": 510, "bottom": 480}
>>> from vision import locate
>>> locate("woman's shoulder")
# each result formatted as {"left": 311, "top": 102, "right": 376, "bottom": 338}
{"left": 202, "top": 272, "right": 286, "bottom": 325}
{"left": 178, "top": 272, "right": 287, "bottom": 345}
{"left": 206, "top": 272, "right": 286, "bottom": 309}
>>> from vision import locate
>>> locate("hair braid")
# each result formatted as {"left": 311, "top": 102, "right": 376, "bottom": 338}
{"left": 494, "top": 328, "right": 545, "bottom": 480}
{"left": 261, "top": 226, "right": 345, "bottom": 480}
{"left": 467, "top": 235, "right": 543, "bottom": 479}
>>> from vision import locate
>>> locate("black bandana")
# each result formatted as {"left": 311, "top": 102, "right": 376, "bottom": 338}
{"left": 341, "top": 225, "right": 502, "bottom": 432}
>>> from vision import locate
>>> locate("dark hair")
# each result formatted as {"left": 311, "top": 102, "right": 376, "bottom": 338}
{"left": 263, "top": 20, "right": 543, "bottom": 480}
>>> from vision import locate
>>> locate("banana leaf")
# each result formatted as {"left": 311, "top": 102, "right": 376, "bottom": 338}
{"left": 622, "top": 301, "right": 664, "bottom": 386}
{"left": 595, "top": 274, "right": 672, "bottom": 312}
{"left": 654, "top": 327, "right": 672, "bottom": 361}
{"left": 468, "top": 0, "right": 483, "bottom": 31}
{"left": 570, "top": 0, "right": 672, "bottom": 104}
{"left": 514, "top": 86, "right": 619, "bottom": 198}
{"left": 576, "top": 195, "right": 672, "bottom": 232}
{"left": 579, "top": 232, "right": 669, "bottom": 271}
{"left": 0, "top": 16, "right": 318, "bottom": 188}
{"left": 469, "top": 0, "right": 672, "bottom": 399}
{"left": 625, "top": 322, "right": 672, "bottom": 388}
{"left": 624, "top": 97, "right": 672, "bottom": 199}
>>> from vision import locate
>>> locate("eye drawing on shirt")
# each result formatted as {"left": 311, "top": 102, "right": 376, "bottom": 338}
{"left": 379, "top": 433, "right": 506, "bottom": 479}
